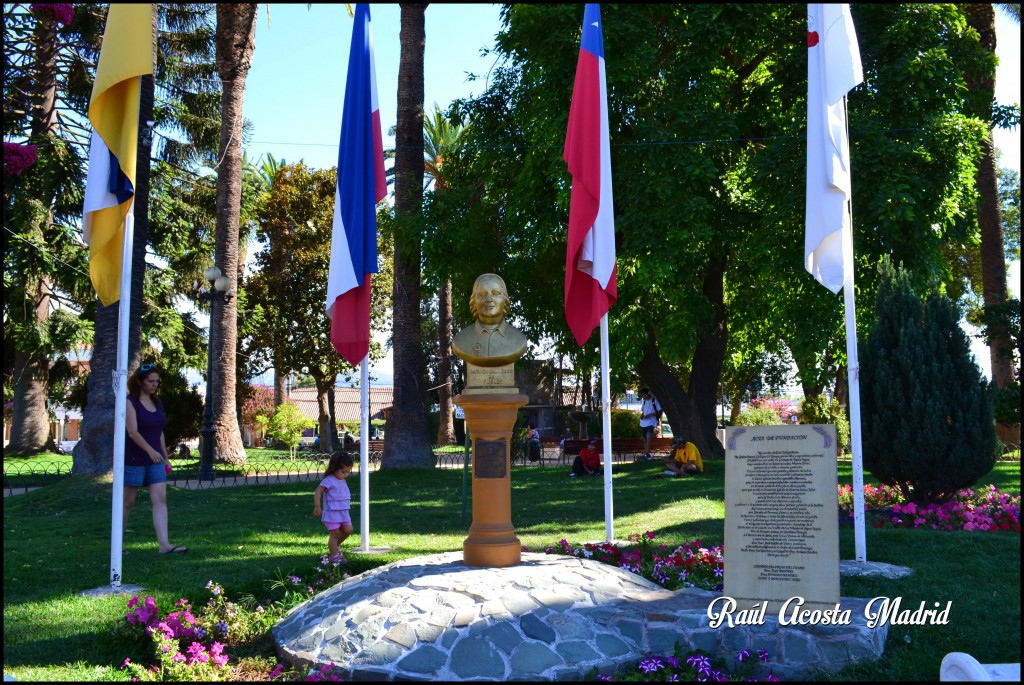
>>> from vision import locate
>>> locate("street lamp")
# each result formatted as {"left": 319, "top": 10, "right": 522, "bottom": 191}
{"left": 199, "top": 265, "right": 232, "bottom": 481}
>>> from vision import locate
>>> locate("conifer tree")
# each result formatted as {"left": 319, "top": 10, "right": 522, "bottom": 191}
{"left": 861, "top": 258, "right": 998, "bottom": 504}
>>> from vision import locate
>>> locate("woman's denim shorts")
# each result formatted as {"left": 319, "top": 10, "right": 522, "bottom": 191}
{"left": 124, "top": 462, "right": 167, "bottom": 487}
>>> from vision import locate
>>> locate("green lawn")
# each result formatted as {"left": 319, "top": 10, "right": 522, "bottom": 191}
{"left": 2, "top": 458, "right": 1019, "bottom": 681}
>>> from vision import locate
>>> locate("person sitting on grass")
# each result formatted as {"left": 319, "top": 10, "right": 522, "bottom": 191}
{"left": 571, "top": 438, "right": 602, "bottom": 477}
{"left": 662, "top": 438, "right": 703, "bottom": 477}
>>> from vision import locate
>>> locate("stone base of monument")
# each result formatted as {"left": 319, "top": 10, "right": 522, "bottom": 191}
{"left": 271, "top": 552, "right": 887, "bottom": 681}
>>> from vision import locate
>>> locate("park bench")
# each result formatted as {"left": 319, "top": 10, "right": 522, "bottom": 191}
{"left": 560, "top": 437, "right": 675, "bottom": 463}
{"left": 611, "top": 437, "right": 674, "bottom": 461}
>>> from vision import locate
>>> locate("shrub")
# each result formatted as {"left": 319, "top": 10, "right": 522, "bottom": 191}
{"left": 860, "top": 259, "right": 999, "bottom": 504}
{"left": 732, "top": 406, "right": 783, "bottom": 426}
{"left": 800, "top": 394, "right": 851, "bottom": 455}
{"left": 610, "top": 408, "right": 641, "bottom": 438}
{"left": 265, "top": 403, "right": 316, "bottom": 458}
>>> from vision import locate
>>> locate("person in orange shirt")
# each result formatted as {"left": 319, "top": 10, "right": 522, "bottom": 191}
{"left": 571, "top": 438, "right": 602, "bottom": 477}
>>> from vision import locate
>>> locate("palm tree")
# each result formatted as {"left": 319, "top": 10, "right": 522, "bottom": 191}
{"left": 383, "top": 4, "right": 433, "bottom": 468}
{"left": 423, "top": 103, "right": 469, "bottom": 445}
{"left": 963, "top": 3, "right": 1019, "bottom": 391}
{"left": 210, "top": 3, "right": 258, "bottom": 465}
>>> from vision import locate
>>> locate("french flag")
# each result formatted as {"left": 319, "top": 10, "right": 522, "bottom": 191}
{"left": 327, "top": 3, "right": 387, "bottom": 366}
{"left": 564, "top": 3, "right": 617, "bottom": 347}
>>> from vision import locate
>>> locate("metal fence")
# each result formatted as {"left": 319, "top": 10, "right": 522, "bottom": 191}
{"left": 4, "top": 444, "right": 628, "bottom": 496}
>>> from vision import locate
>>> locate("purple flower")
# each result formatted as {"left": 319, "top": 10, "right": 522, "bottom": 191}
{"left": 758, "top": 648, "right": 770, "bottom": 663}
{"left": 121, "top": 658, "right": 131, "bottom": 669}
{"left": 270, "top": 663, "right": 285, "bottom": 679}
{"left": 638, "top": 657, "right": 664, "bottom": 673}
{"left": 736, "top": 649, "right": 751, "bottom": 662}
{"left": 687, "top": 655, "right": 712, "bottom": 675}
{"left": 215, "top": 621, "right": 229, "bottom": 636}
{"left": 30, "top": 3, "right": 74, "bottom": 25}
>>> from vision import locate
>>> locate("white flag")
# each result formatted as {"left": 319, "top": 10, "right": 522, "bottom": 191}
{"left": 805, "top": 3, "right": 863, "bottom": 293}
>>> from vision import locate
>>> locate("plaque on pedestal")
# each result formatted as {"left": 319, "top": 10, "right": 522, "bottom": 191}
{"left": 464, "top": 363, "right": 516, "bottom": 394}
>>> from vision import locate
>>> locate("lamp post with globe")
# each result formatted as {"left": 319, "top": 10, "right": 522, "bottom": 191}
{"left": 198, "top": 265, "right": 232, "bottom": 482}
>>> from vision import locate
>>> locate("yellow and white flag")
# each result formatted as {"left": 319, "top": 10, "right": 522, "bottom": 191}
{"left": 83, "top": 4, "right": 154, "bottom": 306}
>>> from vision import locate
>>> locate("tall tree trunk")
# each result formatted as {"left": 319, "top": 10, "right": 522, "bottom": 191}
{"left": 9, "top": 16, "right": 60, "bottom": 453}
{"left": 436, "top": 278, "right": 455, "bottom": 445}
{"left": 964, "top": 3, "right": 1013, "bottom": 389}
{"left": 635, "top": 257, "right": 728, "bottom": 461}
{"left": 274, "top": 367, "right": 286, "bottom": 408}
{"left": 327, "top": 385, "right": 338, "bottom": 452}
{"left": 212, "top": 3, "right": 257, "bottom": 466}
{"left": 73, "top": 58, "right": 156, "bottom": 473}
{"left": 689, "top": 256, "right": 728, "bottom": 433}
{"left": 383, "top": 3, "right": 433, "bottom": 469}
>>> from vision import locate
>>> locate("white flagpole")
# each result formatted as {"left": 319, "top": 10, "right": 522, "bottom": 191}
{"left": 842, "top": 95, "right": 866, "bottom": 562}
{"left": 599, "top": 313, "right": 614, "bottom": 542}
{"left": 359, "top": 356, "right": 370, "bottom": 551}
{"left": 109, "top": 203, "right": 135, "bottom": 588}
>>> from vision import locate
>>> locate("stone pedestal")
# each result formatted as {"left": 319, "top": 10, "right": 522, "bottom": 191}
{"left": 455, "top": 389, "right": 527, "bottom": 567}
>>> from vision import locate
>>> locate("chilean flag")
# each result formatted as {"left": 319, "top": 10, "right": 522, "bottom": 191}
{"left": 327, "top": 3, "right": 387, "bottom": 366}
{"left": 564, "top": 3, "right": 617, "bottom": 347}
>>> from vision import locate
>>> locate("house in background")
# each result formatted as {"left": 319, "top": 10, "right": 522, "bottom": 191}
{"left": 283, "top": 386, "right": 394, "bottom": 444}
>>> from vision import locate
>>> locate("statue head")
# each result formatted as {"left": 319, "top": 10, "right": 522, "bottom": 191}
{"left": 469, "top": 273, "right": 511, "bottom": 326}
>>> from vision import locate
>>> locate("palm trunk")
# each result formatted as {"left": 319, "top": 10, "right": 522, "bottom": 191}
{"left": 964, "top": 3, "right": 1013, "bottom": 389}
{"left": 384, "top": 4, "right": 434, "bottom": 468}
{"left": 8, "top": 17, "right": 60, "bottom": 453}
{"left": 212, "top": 3, "right": 257, "bottom": 466}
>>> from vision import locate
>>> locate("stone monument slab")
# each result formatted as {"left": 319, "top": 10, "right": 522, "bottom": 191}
{"left": 724, "top": 424, "right": 839, "bottom": 614}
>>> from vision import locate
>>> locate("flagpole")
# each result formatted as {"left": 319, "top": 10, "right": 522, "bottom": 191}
{"left": 359, "top": 356, "right": 370, "bottom": 551}
{"left": 109, "top": 204, "right": 135, "bottom": 589}
{"left": 599, "top": 313, "right": 614, "bottom": 542}
{"left": 841, "top": 97, "right": 867, "bottom": 564}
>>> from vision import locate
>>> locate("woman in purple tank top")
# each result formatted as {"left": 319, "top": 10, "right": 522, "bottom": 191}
{"left": 125, "top": 363, "right": 187, "bottom": 554}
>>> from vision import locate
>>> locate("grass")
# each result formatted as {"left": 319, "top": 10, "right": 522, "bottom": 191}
{"left": 2, "top": 458, "right": 1019, "bottom": 682}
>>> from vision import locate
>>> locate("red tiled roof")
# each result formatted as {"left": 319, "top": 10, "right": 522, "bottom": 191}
{"left": 286, "top": 386, "right": 394, "bottom": 423}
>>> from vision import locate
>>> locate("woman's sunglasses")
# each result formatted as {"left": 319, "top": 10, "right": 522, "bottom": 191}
{"left": 140, "top": 363, "right": 157, "bottom": 372}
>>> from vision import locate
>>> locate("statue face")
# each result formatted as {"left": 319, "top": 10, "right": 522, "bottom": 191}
{"left": 473, "top": 275, "right": 508, "bottom": 326}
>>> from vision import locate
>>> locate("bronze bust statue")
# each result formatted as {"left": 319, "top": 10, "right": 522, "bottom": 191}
{"left": 452, "top": 273, "right": 528, "bottom": 367}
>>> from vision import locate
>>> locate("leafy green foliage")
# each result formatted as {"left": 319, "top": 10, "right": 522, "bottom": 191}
{"left": 610, "top": 408, "right": 641, "bottom": 438}
{"left": 861, "top": 259, "right": 999, "bottom": 503}
{"left": 800, "top": 394, "right": 852, "bottom": 455}
{"left": 732, "top": 407, "right": 783, "bottom": 427}
{"left": 436, "top": 4, "right": 993, "bottom": 450}
{"left": 265, "top": 402, "right": 315, "bottom": 457}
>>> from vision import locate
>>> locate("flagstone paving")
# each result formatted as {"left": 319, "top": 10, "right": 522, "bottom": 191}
{"left": 272, "top": 551, "right": 892, "bottom": 681}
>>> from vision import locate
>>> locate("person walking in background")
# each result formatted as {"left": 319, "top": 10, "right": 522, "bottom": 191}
{"left": 639, "top": 388, "right": 662, "bottom": 460}
{"left": 571, "top": 438, "right": 602, "bottom": 477}
{"left": 662, "top": 438, "right": 703, "bottom": 477}
{"left": 124, "top": 363, "right": 187, "bottom": 555}
{"left": 313, "top": 451, "right": 354, "bottom": 563}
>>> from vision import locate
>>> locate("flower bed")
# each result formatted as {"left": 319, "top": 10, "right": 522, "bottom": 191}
{"left": 545, "top": 532, "right": 725, "bottom": 592}
{"left": 838, "top": 483, "right": 1020, "bottom": 532}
